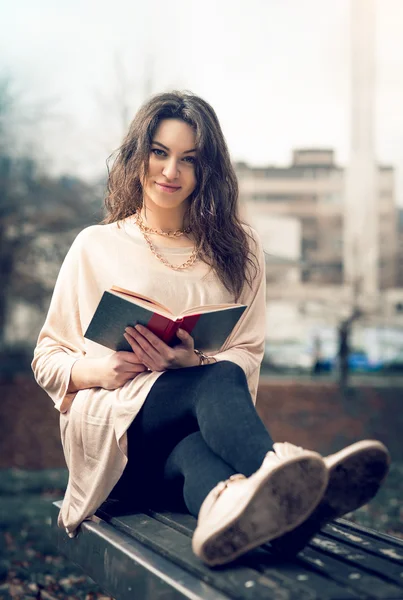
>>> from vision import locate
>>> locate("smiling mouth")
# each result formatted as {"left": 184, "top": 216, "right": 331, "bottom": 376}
{"left": 156, "top": 183, "right": 181, "bottom": 191}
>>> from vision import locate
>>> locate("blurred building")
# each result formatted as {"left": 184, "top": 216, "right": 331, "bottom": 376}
{"left": 235, "top": 149, "right": 397, "bottom": 290}
{"left": 240, "top": 207, "right": 305, "bottom": 344}
{"left": 240, "top": 206, "right": 302, "bottom": 284}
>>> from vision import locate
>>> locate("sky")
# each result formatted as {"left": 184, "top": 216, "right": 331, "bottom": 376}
{"left": 1, "top": 0, "right": 403, "bottom": 205}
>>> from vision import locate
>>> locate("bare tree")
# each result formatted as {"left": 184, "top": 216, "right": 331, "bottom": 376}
{"left": 0, "top": 77, "right": 103, "bottom": 353}
{"left": 91, "top": 51, "right": 159, "bottom": 161}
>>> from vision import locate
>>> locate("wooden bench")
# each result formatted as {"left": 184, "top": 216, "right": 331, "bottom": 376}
{"left": 50, "top": 499, "right": 403, "bottom": 599}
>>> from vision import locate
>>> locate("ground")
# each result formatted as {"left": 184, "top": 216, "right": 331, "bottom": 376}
{"left": 0, "top": 470, "right": 112, "bottom": 600}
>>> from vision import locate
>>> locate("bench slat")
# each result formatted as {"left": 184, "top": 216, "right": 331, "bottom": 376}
{"left": 242, "top": 549, "right": 362, "bottom": 600}
{"left": 99, "top": 509, "right": 318, "bottom": 600}
{"left": 308, "top": 530, "right": 403, "bottom": 585}
{"left": 322, "top": 522, "right": 403, "bottom": 565}
{"left": 146, "top": 508, "right": 403, "bottom": 598}
{"left": 147, "top": 508, "right": 197, "bottom": 536}
{"left": 101, "top": 507, "right": 374, "bottom": 600}
{"left": 51, "top": 501, "right": 230, "bottom": 600}
{"left": 52, "top": 499, "right": 403, "bottom": 600}
{"left": 296, "top": 543, "right": 403, "bottom": 599}
{"left": 337, "top": 519, "right": 403, "bottom": 548}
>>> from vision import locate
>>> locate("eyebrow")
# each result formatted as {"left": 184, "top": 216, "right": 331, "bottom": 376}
{"left": 152, "top": 141, "right": 196, "bottom": 154}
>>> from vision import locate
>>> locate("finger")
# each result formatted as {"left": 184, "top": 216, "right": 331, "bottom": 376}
{"left": 128, "top": 364, "right": 148, "bottom": 373}
{"left": 121, "top": 360, "right": 148, "bottom": 371}
{"left": 118, "top": 350, "right": 146, "bottom": 364}
{"left": 132, "top": 324, "right": 170, "bottom": 353}
{"left": 177, "top": 328, "right": 194, "bottom": 349}
{"left": 123, "top": 331, "right": 154, "bottom": 363}
{"left": 125, "top": 326, "right": 167, "bottom": 363}
{"left": 123, "top": 332, "right": 155, "bottom": 368}
{"left": 125, "top": 328, "right": 173, "bottom": 371}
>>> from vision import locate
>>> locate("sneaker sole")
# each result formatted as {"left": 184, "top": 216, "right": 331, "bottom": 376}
{"left": 270, "top": 440, "right": 390, "bottom": 557}
{"left": 192, "top": 453, "right": 328, "bottom": 567}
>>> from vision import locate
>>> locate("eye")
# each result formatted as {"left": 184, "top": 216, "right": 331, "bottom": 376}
{"left": 151, "top": 148, "right": 166, "bottom": 157}
{"left": 183, "top": 156, "right": 196, "bottom": 164}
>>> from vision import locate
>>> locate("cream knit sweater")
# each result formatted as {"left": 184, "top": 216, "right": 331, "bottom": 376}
{"left": 32, "top": 217, "right": 266, "bottom": 535}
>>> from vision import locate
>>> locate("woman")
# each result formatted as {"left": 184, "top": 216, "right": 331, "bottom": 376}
{"left": 32, "top": 91, "right": 390, "bottom": 566}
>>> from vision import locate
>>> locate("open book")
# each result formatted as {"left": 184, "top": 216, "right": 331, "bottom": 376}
{"left": 84, "top": 285, "right": 247, "bottom": 353}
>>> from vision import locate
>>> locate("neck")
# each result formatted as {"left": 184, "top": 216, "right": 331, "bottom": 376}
{"left": 140, "top": 202, "right": 188, "bottom": 233}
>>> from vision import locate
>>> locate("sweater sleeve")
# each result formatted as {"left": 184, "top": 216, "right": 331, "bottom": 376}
{"left": 213, "top": 228, "right": 266, "bottom": 392}
{"left": 31, "top": 232, "right": 87, "bottom": 413}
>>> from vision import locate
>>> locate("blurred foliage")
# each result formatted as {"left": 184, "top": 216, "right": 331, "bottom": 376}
{"left": 0, "top": 77, "right": 104, "bottom": 351}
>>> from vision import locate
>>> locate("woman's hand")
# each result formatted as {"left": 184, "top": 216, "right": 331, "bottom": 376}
{"left": 123, "top": 324, "right": 199, "bottom": 371}
{"left": 97, "top": 351, "right": 149, "bottom": 390}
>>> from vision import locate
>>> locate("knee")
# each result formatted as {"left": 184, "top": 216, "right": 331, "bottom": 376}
{"left": 195, "top": 362, "right": 253, "bottom": 414}
{"left": 205, "top": 360, "right": 247, "bottom": 387}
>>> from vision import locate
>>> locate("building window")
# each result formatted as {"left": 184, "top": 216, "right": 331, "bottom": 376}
{"left": 302, "top": 239, "right": 318, "bottom": 251}
{"left": 301, "top": 217, "right": 317, "bottom": 229}
{"left": 322, "top": 193, "right": 340, "bottom": 203}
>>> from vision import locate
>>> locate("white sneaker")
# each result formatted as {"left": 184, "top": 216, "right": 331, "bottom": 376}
{"left": 192, "top": 448, "right": 328, "bottom": 566}
{"left": 270, "top": 439, "right": 390, "bottom": 557}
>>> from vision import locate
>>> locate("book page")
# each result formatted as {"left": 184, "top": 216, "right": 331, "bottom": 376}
{"left": 111, "top": 285, "right": 246, "bottom": 320}
{"left": 111, "top": 285, "right": 173, "bottom": 315}
{"left": 179, "top": 303, "right": 246, "bottom": 317}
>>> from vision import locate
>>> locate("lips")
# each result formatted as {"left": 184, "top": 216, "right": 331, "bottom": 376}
{"left": 156, "top": 182, "right": 181, "bottom": 193}
{"left": 156, "top": 182, "right": 181, "bottom": 189}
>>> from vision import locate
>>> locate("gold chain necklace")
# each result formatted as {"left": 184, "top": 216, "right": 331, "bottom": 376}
{"left": 134, "top": 212, "right": 191, "bottom": 237}
{"left": 135, "top": 212, "right": 199, "bottom": 271}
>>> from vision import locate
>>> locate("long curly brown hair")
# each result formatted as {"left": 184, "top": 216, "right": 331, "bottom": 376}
{"left": 102, "top": 91, "right": 258, "bottom": 300}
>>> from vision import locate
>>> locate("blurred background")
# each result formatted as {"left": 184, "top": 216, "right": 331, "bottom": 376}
{"left": 1, "top": 0, "right": 402, "bottom": 598}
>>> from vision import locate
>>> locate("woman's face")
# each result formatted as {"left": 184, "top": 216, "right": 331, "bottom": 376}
{"left": 142, "top": 118, "right": 197, "bottom": 214}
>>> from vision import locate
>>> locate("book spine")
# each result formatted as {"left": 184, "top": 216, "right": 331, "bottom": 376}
{"left": 180, "top": 314, "right": 201, "bottom": 336}
{"left": 163, "top": 318, "right": 182, "bottom": 344}
{"left": 147, "top": 313, "right": 173, "bottom": 340}
{"left": 165, "top": 315, "right": 201, "bottom": 344}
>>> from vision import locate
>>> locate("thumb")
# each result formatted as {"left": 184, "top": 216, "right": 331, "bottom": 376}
{"left": 177, "top": 328, "right": 193, "bottom": 347}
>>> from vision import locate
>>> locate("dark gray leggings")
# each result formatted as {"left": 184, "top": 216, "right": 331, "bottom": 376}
{"left": 112, "top": 361, "right": 274, "bottom": 517}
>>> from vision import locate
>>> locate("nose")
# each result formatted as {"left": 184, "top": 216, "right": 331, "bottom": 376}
{"left": 162, "top": 157, "right": 179, "bottom": 180}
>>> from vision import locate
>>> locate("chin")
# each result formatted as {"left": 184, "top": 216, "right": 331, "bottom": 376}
{"left": 147, "top": 191, "right": 192, "bottom": 211}
{"left": 151, "top": 197, "right": 186, "bottom": 210}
